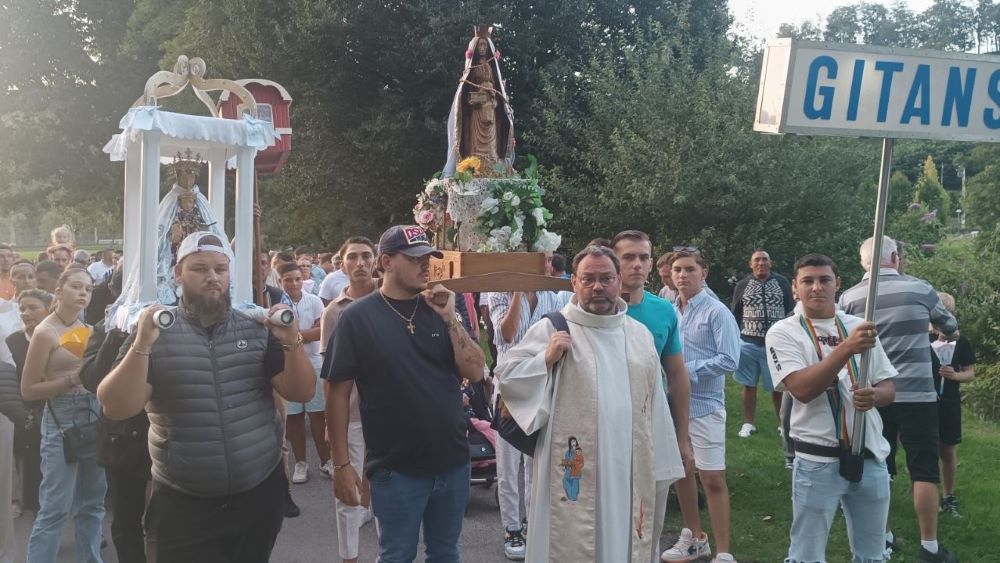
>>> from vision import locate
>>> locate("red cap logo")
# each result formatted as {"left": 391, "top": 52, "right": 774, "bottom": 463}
{"left": 403, "top": 227, "right": 429, "bottom": 245}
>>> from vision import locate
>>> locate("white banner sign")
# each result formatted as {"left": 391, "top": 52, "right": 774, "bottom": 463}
{"left": 754, "top": 39, "right": 1000, "bottom": 142}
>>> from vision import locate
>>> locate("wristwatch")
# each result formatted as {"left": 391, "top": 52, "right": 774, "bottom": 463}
{"left": 281, "top": 333, "right": 304, "bottom": 351}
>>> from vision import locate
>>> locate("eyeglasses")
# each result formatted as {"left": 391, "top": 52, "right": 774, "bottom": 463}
{"left": 577, "top": 275, "right": 618, "bottom": 288}
{"left": 672, "top": 245, "right": 699, "bottom": 252}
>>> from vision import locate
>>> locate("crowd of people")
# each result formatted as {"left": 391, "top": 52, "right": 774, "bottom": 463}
{"left": 0, "top": 222, "right": 975, "bottom": 563}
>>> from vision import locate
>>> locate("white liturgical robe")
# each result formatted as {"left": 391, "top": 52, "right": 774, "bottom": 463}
{"left": 496, "top": 298, "right": 684, "bottom": 563}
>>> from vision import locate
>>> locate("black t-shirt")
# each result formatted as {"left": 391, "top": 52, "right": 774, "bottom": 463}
{"left": 321, "top": 292, "right": 468, "bottom": 477}
{"left": 930, "top": 334, "right": 976, "bottom": 402}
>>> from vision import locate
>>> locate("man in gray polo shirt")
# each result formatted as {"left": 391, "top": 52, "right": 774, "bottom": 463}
{"left": 839, "top": 235, "right": 958, "bottom": 563}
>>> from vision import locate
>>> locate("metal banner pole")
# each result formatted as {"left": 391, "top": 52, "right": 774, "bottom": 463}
{"left": 851, "top": 137, "right": 894, "bottom": 455}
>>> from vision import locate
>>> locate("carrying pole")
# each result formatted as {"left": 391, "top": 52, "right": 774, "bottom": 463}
{"left": 851, "top": 137, "right": 894, "bottom": 455}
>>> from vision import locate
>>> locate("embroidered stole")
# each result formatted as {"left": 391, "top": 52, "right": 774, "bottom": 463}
{"left": 546, "top": 320, "right": 658, "bottom": 562}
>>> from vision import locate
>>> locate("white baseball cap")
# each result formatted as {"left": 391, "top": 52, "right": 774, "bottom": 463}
{"left": 175, "top": 231, "right": 234, "bottom": 264}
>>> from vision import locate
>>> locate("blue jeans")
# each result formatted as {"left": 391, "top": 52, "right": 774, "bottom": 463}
{"left": 369, "top": 462, "right": 470, "bottom": 563}
{"left": 27, "top": 394, "right": 107, "bottom": 563}
{"left": 786, "top": 457, "right": 890, "bottom": 563}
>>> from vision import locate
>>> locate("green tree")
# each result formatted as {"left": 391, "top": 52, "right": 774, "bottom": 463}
{"left": 824, "top": 5, "right": 861, "bottom": 43}
{"left": 963, "top": 145, "right": 1000, "bottom": 229}
{"left": 528, "top": 29, "right": 880, "bottom": 288}
{"left": 921, "top": 0, "right": 976, "bottom": 51}
{"left": 886, "top": 170, "right": 914, "bottom": 223}
{"left": 0, "top": 0, "right": 149, "bottom": 244}
{"left": 857, "top": 2, "right": 899, "bottom": 45}
{"left": 890, "top": 203, "right": 944, "bottom": 248}
{"left": 147, "top": 0, "right": 733, "bottom": 248}
{"left": 914, "top": 155, "right": 952, "bottom": 215}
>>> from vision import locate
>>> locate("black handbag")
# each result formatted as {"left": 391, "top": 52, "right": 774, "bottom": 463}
{"left": 46, "top": 400, "right": 101, "bottom": 464}
{"left": 492, "top": 312, "right": 570, "bottom": 456}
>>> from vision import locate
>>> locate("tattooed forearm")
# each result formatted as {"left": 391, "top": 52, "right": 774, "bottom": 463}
{"left": 448, "top": 320, "right": 485, "bottom": 381}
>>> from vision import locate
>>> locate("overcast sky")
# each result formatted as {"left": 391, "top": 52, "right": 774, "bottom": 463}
{"left": 729, "top": 0, "right": 936, "bottom": 41}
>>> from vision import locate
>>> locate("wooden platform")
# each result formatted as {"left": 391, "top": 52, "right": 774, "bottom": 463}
{"left": 429, "top": 250, "right": 571, "bottom": 293}
{"left": 432, "top": 271, "right": 571, "bottom": 293}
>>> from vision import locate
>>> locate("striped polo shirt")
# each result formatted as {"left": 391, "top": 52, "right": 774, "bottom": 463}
{"left": 838, "top": 268, "right": 958, "bottom": 403}
{"left": 487, "top": 291, "right": 565, "bottom": 359}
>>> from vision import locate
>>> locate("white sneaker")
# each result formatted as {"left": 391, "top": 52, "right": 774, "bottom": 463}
{"left": 503, "top": 524, "right": 526, "bottom": 560}
{"left": 712, "top": 554, "right": 737, "bottom": 563}
{"left": 737, "top": 423, "right": 756, "bottom": 438}
{"left": 292, "top": 461, "right": 309, "bottom": 484}
{"left": 661, "top": 528, "right": 711, "bottom": 561}
{"left": 319, "top": 460, "right": 334, "bottom": 479}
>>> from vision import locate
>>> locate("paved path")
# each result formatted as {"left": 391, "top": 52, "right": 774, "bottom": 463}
{"left": 11, "top": 447, "right": 512, "bottom": 563}
{"left": 12, "top": 447, "right": 680, "bottom": 562}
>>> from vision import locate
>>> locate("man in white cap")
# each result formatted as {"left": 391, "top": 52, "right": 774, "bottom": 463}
{"left": 98, "top": 231, "right": 316, "bottom": 562}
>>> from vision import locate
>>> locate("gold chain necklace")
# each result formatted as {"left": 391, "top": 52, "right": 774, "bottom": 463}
{"left": 379, "top": 291, "right": 420, "bottom": 335}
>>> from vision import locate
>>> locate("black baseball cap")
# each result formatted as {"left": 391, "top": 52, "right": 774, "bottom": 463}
{"left": 377, "top": 225, "right": 444, "bottom": 258}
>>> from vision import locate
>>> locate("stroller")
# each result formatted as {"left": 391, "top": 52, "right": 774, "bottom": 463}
{"left": 464, "top": 379, "right": 498, "bottom": 497}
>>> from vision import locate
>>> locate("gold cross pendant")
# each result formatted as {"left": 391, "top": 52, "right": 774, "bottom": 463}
{"left": 407, "top": 322, "right": 416, "bottom": 334}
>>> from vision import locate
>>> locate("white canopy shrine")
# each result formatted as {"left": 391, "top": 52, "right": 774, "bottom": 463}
{"left": 103, "top": 56, "right": 279, "bottom": 329}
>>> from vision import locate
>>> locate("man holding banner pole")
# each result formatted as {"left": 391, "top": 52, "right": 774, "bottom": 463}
{"left": 751, "top": 38, "right": 1000, "bottom": 563}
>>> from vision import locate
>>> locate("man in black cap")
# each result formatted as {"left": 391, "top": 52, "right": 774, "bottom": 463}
{"left": 325, "top": 225, "right": 485, "bottom": 563}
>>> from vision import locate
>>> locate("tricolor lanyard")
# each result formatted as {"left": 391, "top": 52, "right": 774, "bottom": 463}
{"left": 799, "top": 315, "right": 859, "bottom": 447}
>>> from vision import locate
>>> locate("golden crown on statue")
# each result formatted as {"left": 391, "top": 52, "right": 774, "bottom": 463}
{"left": 172, "top": 148, "right": 204, "bottom": 174}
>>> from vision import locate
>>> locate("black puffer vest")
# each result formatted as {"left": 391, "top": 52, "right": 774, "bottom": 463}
{"left": 147, "top": 309, "right": 282, "bottom": 497}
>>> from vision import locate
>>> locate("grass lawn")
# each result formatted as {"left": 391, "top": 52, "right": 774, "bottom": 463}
{"left": 661, "top": 378, "right": 1000, "bottom": 562}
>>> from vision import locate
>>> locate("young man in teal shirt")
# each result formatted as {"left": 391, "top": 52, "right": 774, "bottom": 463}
{"left": 613, "top": 230, "right": 693, "bottom": 563}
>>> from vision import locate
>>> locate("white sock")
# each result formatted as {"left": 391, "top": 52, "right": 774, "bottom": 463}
{"left": 921, "top": 539, "right": 939, "bottom": 554}
{"left": 885, "top": 531, "right": 894, "bottom": 544}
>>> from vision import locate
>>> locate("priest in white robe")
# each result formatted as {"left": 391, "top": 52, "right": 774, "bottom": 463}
{"left": 496, "top": 245, "right": 685, "bottom": 563}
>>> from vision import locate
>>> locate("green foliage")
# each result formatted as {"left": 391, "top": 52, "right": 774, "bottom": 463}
{"left": 890, "top": 204, "right": 945, "bottom": 248}
{"left": 886, "top": 170, "right": 914, "bottom": 223}
{"left": 914, "top": 155, "right": 952, "bottom": 214}
{"left": 905, "top": 234, "right": 1000, "bottom": 363}
{"left": 965, "top": 363, "right": 1000, "bottom": 421}
{"left": 529, "top": 28, "right": 879, "bottom": 289}
{"left": 963, "top": 144, "right": 1000, "bottom": 230}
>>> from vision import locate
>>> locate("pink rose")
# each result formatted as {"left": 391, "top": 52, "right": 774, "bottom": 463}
{"left": 465, "top": 49, "right": 473, "bottom": 60}
{"left": 417, "top": 210, "right": 435, "bottom": 225}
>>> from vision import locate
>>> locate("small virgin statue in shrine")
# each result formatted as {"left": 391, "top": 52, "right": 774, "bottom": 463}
{"left": 168, "top": 150, "right": 210, "bottom": 261}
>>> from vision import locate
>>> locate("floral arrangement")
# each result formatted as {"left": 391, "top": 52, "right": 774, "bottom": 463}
{"left": 413, "top": 155, "right": 561, "bottom": 253}
{"left": 413, "top": 176, "right": 449, "bottom": 233}
{"left": 477, "top": 156, "right": 561, "bottom": 253}
{"left": 454, "top": 156, "right": 483, "bottom": 183}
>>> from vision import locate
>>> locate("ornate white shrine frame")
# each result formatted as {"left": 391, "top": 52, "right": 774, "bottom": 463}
{"left": 103, "top": 56, "right": 279, "bottom": 329}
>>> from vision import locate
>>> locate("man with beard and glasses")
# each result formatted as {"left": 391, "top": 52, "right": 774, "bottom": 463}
{"left": 320, "top": 236, "right": 377, "bottom": 563}
{"left": 327, "top": 225, "right": 485, "bottom": 563}
{"left": 496, "top": 245, "right": 684, "bottom": 562}
{"left": 98, "top": 232, "right": 316, "bottom": 562}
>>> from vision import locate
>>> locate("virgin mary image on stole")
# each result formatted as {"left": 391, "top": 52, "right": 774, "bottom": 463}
{"left": 560, "top": 436, "right": 584, "bottom": 502}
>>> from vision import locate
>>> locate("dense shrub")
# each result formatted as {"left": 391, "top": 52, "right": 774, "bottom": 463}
{"left": 965, "top": 363, "right": 1000, "bottom": 422}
